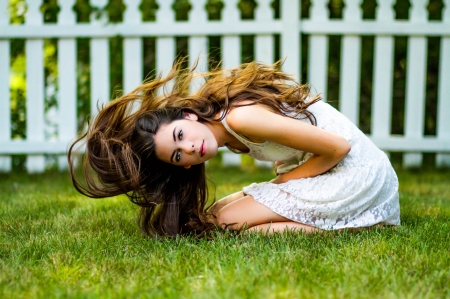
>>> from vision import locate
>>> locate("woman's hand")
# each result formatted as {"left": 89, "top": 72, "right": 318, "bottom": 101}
{"left": 274, "top": 161, "right": 284, "bottom": 175}
{"left": 270, "top": 161, "right": 287, "bottom": 183}
{"left": 270, "top": 173, "right": 287, "bottom": 184}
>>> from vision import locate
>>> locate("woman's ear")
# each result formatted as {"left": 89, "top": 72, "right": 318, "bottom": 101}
{"left": 184, "top": 112, "right": 198, "bottom": 121}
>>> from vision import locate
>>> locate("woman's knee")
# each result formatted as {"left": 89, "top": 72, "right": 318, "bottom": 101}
{"left": 215, "top": 206, "right": 245, "bottom": 230}
{"left": 209, "top": 191, "right": 245, "bottom": 216}
{"left": 215, "top": 195, "right": 289, "bottom": 230}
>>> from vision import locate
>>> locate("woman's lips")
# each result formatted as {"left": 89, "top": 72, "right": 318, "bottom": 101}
{"left": 200, "top": 141, "right": 205, "bottom": 157}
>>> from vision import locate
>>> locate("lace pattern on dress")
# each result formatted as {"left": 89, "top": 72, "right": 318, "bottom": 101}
{"left": 220, "top": 101, "right": 401, "bottom": 229}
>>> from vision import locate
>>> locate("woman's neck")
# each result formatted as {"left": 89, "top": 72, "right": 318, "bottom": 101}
{"left": 204, "top": 120, "right": 233, "bottom": 148}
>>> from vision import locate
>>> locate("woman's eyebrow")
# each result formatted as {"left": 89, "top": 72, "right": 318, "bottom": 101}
{"left": 172, "top": 126, "right": 176, "bottom": 142}
{"left": 170, "top": 126, "right": 177, "bottom": 163}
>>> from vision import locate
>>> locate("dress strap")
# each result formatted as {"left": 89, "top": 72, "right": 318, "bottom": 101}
{"left": 220, "top": 113, "right": 251, "bottom": 154}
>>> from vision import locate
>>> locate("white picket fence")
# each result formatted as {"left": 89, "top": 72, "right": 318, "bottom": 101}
{"left": 0, "top": 0, "right": 450, "bottom": 173}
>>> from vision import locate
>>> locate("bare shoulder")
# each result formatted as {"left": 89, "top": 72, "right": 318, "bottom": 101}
{"left": 226, "top": 103, "right": 278, "bottom": 132}
{"left": 225, "top": 101, "right": 350, "bottom": 158}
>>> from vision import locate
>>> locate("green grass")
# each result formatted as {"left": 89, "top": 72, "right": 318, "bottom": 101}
{"left": 1, "top": 161, "right": 450, "bottom": 299}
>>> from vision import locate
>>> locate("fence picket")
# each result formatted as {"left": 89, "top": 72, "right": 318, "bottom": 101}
{"left": 255, "top": 35, "right": 273, "bottom": 64}
{"left": 0, "top": 0, "right": 11, "bottom": 171}
{"left": 403, "top": 0, "right": 428, "bottom": 168}
{"left": 221, "top": 0, "right": 242, "bottom": 166}
{"left": 156, "top": 0, "right": 175, "bottom": 95}
{"left": 124, "top": 0, "right": 141, "bottom": 22}
{"left": 221, "top": 0, "right": 241, "bottom": 70}
{"left": 371, "top": 0, "right": 395, "bottom": 159}
{"left": 222, "top": 35, "right": 240, "bottom": 70}
{"left": 377, "top": 0, "right": 395, "bottom": 20}
{"left": 90, "top": 0, "right": 110, "bottom": 116}
{"left": 156, "top": 38, "right": 176, "bottom": 94}
{"left": 0, "top": 41, "right": 11, "bottom": 172}
{"left": 339, "top": 36, "right": 361, "bottom": 122}
{"left": 25, "top": 0, "right": 45, "bottom": 172}
{"left": 59, "top": 0, "right": 76, "bottom": 24}
{"left": 255, "top": 0, "right": 274, "bottom": 64}
{"left": 188, "top": 0, "right": 208, "bottom": 92}
{"left": 280, "top": 0, "right": 300, "bottom": 81}
{"left": 156, "top": 0, "right": 175, "bottom": 23}
{"left": 339, "top": 0, "right": 362, "bottom": 124}
{"left": 124, "top": 38, "right": 143, "bottom": 93}
{"left": 188, "top": 36, "right": 208, "bottom": 92}
{"left": 253, "top": 0, "right": 276, "bottom": 169}
{"left": 57, "top": 0, "right": 77, "bottom": 170}
{"left": 436, "top": 0, "right": 450, "bottom": 167}
{"left": 309, "top": 36, "right": 328, "bottom": 100}
{"left": 371, "top": 37, "right": 394, "bottom": 135}
{"left": 123, "top": 0, "right": 143, "bottom": 94}
{"left": 90, "top": 39, "right": 110, "bottom": 112}
{"left": 308, "top": 0, "right": 329, "bottom": 100}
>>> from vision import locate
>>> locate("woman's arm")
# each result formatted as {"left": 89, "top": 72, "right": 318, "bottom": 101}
{"left": 226, "top": 104, "right": 351, "bottom": 183}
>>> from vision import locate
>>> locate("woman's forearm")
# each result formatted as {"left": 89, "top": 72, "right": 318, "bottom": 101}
{"left": 274, "top": 150, "right": 349, "bottom": 183}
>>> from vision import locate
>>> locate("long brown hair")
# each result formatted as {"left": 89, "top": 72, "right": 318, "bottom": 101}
{"left": 68, "top": 60, "right": 320, "bottom": 237}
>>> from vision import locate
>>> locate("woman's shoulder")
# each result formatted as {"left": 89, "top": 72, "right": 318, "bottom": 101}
{"left": 225, "top": 103, "right": 276, "bottom": 131}
{"left": 225, "top": 103, "right": 282, "bottom": 143}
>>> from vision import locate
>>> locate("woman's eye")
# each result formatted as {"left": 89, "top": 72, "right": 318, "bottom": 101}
{"left": 176, "top": 150, "right": 181, "bottom": 162}
{"left": 178, "top": 130, "right": 183, "bottom": 140}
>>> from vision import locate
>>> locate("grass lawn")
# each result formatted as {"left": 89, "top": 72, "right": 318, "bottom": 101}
{"left": 1, "top": 159, "right": 450, "bottom": 299}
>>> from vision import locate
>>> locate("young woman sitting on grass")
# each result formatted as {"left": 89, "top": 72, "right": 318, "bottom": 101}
{"left": 68, "top": 61, "right": 400, "bottom": 237}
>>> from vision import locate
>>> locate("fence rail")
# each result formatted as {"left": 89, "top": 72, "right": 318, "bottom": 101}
{"left": 1, "top": 0, "right": 450, "bottom": 173}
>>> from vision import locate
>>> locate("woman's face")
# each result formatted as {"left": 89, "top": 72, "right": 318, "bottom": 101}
{"left": 154, "top": 113, "right": 218, "bottom": 168}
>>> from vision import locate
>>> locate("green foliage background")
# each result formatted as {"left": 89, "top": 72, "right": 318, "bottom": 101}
{"left": 6, "top": 0, "right": 445, "bottom": 168}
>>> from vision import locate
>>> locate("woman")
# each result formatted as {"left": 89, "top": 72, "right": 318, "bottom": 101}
{"left": 68, "top": 61, "right": 400, "bottom": 237}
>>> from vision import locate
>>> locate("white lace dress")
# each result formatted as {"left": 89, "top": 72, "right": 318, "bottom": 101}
{"left": 222, "top": 101, "right": 400, "bottom": 230}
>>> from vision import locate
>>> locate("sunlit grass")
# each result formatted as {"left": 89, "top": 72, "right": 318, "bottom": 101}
{"left": 1, "top": 159, "right": 449, "bottom": 299}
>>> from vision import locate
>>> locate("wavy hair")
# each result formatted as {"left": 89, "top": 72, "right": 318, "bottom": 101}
{"left": 68, "top": 60, "right": 321, "bottom": 237}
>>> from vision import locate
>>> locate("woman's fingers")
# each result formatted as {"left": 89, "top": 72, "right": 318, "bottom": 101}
{"left": 274, "top": 161, "right": 284, "bottom": 175}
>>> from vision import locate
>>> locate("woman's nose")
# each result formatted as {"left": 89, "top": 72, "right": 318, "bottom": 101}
{"left": 181, "top": 142, "right": 195, "bottom": 154}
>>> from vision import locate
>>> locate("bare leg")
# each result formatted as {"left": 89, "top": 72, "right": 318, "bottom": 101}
{"left": 247, "top": 222, "right": 319, "bottom": 235}
{"left": 216, "top": 195, "right": 295, "bottom": 230}
{"left": 208, "top": 191, "right": 245, "bottom": 217}
{"left": 214, "top": 194, "right": 381, "bottom": 234}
